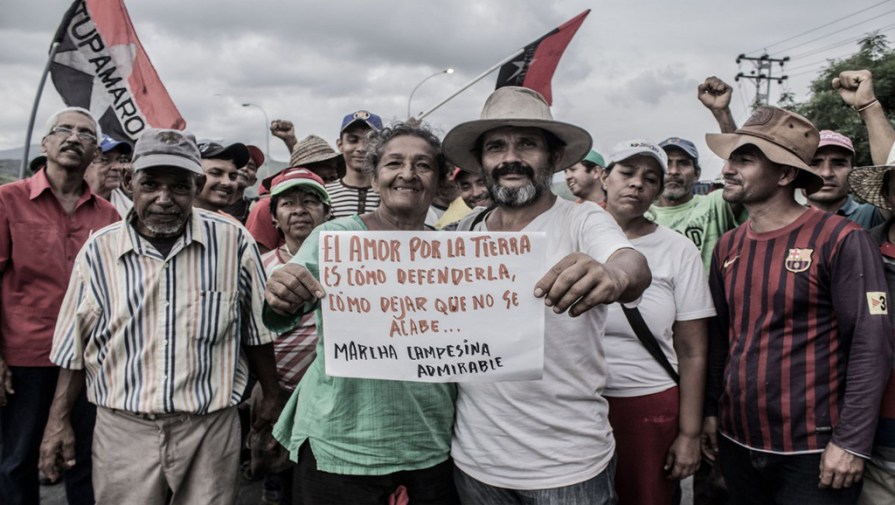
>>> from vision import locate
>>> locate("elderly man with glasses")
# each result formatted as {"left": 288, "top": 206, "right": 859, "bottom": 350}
{"left": 0, "top": 106, "right": 120, "bottom": 505}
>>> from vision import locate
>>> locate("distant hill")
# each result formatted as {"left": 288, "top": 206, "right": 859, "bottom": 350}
{"left": 0, "top": 145, "right": 42, "bottom": 180}
{"left": 0, "top": 145, "right": 290, "bottom": 186}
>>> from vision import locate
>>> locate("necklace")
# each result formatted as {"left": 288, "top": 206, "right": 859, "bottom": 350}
{"left": 282, "top": 242, "right": 297, "bottom": 257}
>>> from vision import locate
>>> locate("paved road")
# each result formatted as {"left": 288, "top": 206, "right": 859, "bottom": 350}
{"left": 43, "top": 474, "right": 694, "bottom": 504}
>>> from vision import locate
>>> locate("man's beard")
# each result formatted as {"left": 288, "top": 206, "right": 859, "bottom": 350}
{"left": 661, "top": 178, "right": 691, "bottom": 201}
{"left": 486, "top": 162, "right": 553, "bottom": 208}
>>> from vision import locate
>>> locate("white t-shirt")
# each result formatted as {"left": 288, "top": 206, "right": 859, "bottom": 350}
{"left": 452, "top": 198, "right": 635, "bottom": 489}
{"left": 603, "top": 225, "right": 716, "bottom": 397}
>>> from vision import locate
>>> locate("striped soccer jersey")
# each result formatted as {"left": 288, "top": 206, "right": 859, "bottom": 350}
{"left": 707, "top": 208, "right": 892, "bottom": 456}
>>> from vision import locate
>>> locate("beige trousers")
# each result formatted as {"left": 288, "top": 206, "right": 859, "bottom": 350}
{"left": 859, "top": 460, "right": 895, "bottom": 505}
{"left": 92, "top": 406, "right": 240, "bottom": 505}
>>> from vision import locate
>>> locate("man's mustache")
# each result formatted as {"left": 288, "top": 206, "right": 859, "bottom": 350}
{"left": 493, "top": 162, "right": 535, "bottom": 180}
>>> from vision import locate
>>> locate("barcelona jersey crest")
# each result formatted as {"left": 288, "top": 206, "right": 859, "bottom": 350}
{"left": 785, "top": 248, "right": 813, "bottom": 273}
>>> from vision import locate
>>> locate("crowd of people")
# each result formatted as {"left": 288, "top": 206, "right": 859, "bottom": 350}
{"left": 0, "top": 68, "right": 894, "bottom": 505}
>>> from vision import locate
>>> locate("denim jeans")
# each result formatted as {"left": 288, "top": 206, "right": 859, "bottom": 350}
{"left": 718, "top": 435, "right": 861, "bottom": 505}
{"left": 453, "top": 455, "right": 617, "bottom": 505}
{"left": 0, "top": 366, "right": 95, "bottom": 505}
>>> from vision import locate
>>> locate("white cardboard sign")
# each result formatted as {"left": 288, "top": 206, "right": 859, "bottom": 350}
{"left": 319, "top": 231, "right": 546, "bottom": 382}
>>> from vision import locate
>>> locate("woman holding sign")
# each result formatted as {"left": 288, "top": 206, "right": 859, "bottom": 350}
{"left": 262, "top": 122, "right": 457, "bottom": 504}
{"left": 599, "top": 140, "right": 714, "bottom": 505}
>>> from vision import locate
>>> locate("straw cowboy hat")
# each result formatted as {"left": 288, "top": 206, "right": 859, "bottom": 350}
{"left": 848, "top": 164, "right": 895, "bottom": 210}
{"left": 442, "top": 86, "right": 592, "bottom": 174}
{"left": 705, "top": 106, "right": 823, "bottom": 194}
{"left": 260, "top": 135, "right": 344, "bottom": 191}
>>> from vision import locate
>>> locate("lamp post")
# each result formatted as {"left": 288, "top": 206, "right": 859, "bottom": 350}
{"left": 241, "top": 102, "right": 270, "bottom": 171}
{"left": 407, "top": 68, "right": 454, "bottom": 119}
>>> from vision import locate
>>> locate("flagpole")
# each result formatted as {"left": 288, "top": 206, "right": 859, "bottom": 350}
{"left": 20, "top": 0, "right": 80, "bottom": 179}
{"left": 417, "top": 48, "right": 523, "bottom": 121}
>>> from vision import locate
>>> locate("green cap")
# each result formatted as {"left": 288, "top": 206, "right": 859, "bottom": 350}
{"left": 584, "top": 149, "right": 605, "bottom": 167}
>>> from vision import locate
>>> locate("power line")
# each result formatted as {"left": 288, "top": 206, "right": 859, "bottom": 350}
{"left": 778, "top": 9, "right": 895, "bottom": 55}
{"left": 746, "top": 0, "right": 891, "bottom": 55}
{"left": 789, "top": 23, "right": 895, "bottom": 60}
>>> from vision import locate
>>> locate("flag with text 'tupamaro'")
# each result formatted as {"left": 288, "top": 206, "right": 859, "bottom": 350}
{"left": 49, "top": 0, "right": 185, "bottom": 142}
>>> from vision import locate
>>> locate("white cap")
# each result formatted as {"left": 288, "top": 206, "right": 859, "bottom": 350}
{"left": 607, "top": 139, "right": 668, "bottom": 172}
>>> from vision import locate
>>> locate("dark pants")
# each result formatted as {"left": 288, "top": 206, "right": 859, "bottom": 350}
{"left": 0, "top": 366, "right": 95, "bottom": 505}
{"left": 453, "top": 456, "right": 617, "bottom": 505}
{"left": 296, "top": 441, "right": 458, "bottom": 505}
{"left": 718, "top": 435, "right": 861, "bottom": 505}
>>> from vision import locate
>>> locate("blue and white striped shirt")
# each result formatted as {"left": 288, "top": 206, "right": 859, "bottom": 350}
{"left": 51, "top": 209, "right": 275, "bottom": 414}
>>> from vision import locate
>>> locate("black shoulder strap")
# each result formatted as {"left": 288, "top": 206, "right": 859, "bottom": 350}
{"left": 620, "top": 305, "right": 680, "bottom": 384}
{"left": 459, "top": 206, "right": 495, "bottom": 231}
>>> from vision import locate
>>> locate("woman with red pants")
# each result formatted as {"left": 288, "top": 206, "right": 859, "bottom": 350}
{"left": 600, "top": 139, "right": 714, "bottom": 505}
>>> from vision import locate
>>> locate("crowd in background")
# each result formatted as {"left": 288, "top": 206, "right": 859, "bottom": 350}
{"left": 1, "top": 69, "right": 895, "bottom": 505}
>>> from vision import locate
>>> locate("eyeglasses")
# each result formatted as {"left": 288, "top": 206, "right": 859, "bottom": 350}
{"left": 50, "top": 125, "right": 97, "bottom": 144}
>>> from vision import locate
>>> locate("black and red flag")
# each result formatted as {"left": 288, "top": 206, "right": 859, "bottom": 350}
{"left": 49, "top": 0, "right": 185, "bottom": 141}
{"left": 494, "top": 10, "right": 590, "bottom": 105}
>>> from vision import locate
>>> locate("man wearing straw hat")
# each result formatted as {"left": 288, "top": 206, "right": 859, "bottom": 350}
{"left": 443, "top": 86, "right": 651, "bottom": 504}
{"left": 246, "top": 134, "right": 344, "bottom": 253}
{"left": 702, "top": 105, "right": 892, "bottom": 505}
{"left": 837, "top": 68, "right": 895, "bottom": 505}
{"left": 270, "top": 111, "right": 384, "bottom": 219}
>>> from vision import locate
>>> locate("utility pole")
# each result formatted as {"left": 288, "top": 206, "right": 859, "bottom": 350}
{"left": 735, "top": 54, "right": 790, "bottom": 107}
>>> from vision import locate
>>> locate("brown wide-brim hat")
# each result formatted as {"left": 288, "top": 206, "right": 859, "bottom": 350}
{"left": 261, "top": 135, "right": 345, "bottom": 190}
{"left": 442, "top": 86, "right": 592, "bottom": 174}
{"left": 705, "top": 106, "right": 823, "bottom": 195}
{"left": 848, "top": 165, "right": 895, "bottom": 210}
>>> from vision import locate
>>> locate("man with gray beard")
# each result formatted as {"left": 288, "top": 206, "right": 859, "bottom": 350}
{"left": 444, "top": 86, "right": 650, "bottom": 504}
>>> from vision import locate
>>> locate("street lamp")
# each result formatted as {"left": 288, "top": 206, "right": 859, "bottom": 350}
{"left": 407, "top": 68, "right": 454, "bottom": 119}
{"left": 241, "top": 102, "right": 270, "bottom": 172}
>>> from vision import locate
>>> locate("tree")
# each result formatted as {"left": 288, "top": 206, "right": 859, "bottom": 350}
{"left": 788, "top": 32, "right": 895, "bottom": 167}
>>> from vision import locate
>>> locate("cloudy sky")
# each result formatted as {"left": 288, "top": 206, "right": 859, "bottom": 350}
{"left": 2, "top": 0, "right": 893, "bottom": 180}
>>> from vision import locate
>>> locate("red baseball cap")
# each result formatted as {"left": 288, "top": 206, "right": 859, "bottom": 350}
{"left": 246, "top": 145, "right": 265, "bottom": 167}
{"left": 818, "top": 130, "right": 854, "bottom": 154}
{"left": 269, "top": 167, "right": 330, "bottom": 205}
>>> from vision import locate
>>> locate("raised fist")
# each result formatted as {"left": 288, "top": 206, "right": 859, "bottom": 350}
{"left": 270, "top": 119, "right": 296, "bottom": 140}
{"left": 698, "top": 76, "right": 733, "bottom": 111}
{"left": 832, "top": 70, "right": 876, "bottom": 108}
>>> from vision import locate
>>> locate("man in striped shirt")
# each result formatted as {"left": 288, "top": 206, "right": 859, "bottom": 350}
{"left": 326, "top": 110, "right": 383, "bottom": 218}
{"left": 37, "top": 128, "right": 281, "bottom": 505}
{"left": 703, "top": 106, "right": 893, "bottom": 505}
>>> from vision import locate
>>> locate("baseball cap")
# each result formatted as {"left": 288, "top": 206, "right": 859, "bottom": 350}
{"left": 99, "top": 135, "right": 132, "bottom": 155}
{"left": 131, "top": 128, "right": 202, "bottom": 174}
{"left": 198, "top": 141, "right": 250, "bottom": 168}
{"left": 659, "top": 137, "right": 699, "bottom": 162}
{"left": 340, "top": 110, "right": 383, "bottom": 133}
{"left": 584, "top": 149, "right": 605, "bottom": 167}
{"left": 607, "top": 139, "right": 668, "bottom": 172}
{"left": 246, "top": 145, "right": 265, "bottom": 167}
{"left": 818, "top": 130, "right": 855, "bottom": 154}
{"left": 269, "top": 167, "right": 331, "bottom": 206}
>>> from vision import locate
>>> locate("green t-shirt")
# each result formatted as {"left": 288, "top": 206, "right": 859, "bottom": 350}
{"left": 265, "top": 216, "right": 456, "bottom": 475}
{"left": 649, "top": 192, "right": 748, "bottom": 271}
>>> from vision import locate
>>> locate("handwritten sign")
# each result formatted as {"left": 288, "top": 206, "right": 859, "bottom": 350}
{"left": 319, "top": 231, "right": 546, "bottom": 382}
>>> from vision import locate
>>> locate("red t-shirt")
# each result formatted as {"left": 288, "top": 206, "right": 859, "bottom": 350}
{"left": 245, "top": 195, "right": 282, "bottom": 251}
{"left": 0, "top": 169, "right": 121, "bottom": 366}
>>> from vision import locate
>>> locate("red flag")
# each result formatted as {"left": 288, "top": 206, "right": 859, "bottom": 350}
{"left": 49, "top": 0, "right": 185, "bottom": 141}
{"left": 495, "top": 10, "right": 590, "bottom": 105}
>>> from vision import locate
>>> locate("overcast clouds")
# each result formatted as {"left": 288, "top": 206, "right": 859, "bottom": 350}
{"left": 2, "top": 0, "right": 893, "bottom": 179}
